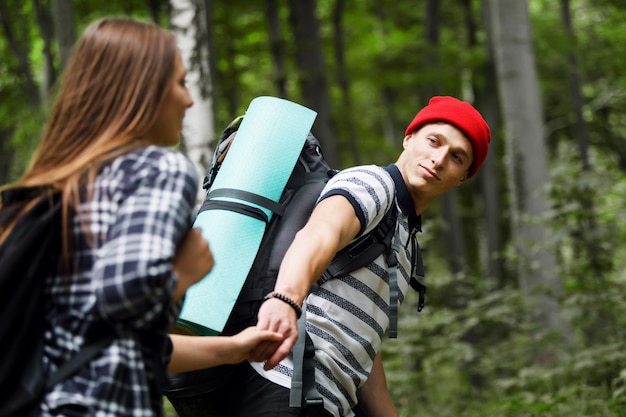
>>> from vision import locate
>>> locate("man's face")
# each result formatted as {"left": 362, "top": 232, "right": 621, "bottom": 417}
{"left": 396, "top": 122, "right": 474, "bottom": 201}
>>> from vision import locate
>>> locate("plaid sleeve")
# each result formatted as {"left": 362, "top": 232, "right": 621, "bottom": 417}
{"left": 92, "top": 148, "right": 198, "bottom": 330}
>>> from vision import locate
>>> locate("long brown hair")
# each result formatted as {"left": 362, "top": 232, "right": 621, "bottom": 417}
{"left": 0, "top": 18, "right": 178, "bottom": 249}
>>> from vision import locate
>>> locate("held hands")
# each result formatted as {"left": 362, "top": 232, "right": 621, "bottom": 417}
{"left": 252, "top": 296, "right": 300, "bottom": 370}
{"left": 172, "top": 228, "right": 214, "bottom": 301}
{"left": 168, "top": 326, "right": 283, "bottom": 373}
{"left": 231, "top": 326, "right": 285, "bottom": 364}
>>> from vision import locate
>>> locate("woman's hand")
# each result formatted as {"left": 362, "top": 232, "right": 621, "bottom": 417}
{"left": 172, "top": 228, "right": 214, "bottom": 301}
{"left": 168, "top": 327, "right": 283, "bottom": 373}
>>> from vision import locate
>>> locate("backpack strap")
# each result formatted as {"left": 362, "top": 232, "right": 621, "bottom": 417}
{"left": 290, "top": 301, "right": 324, "bottom": 412}
{"left": 410, "top": 240, "right": 427, "bottom": 313}
{"left": 319, "top": 207, "right": 397, "bottom": 283}
{"left": 320, "top": 202, "right": 428, "bottom": 338}
{"left": 387, "top": 243, "right": 400, "bottom": 339}
{"left": 318, "top": 205, "right": 410, "bottom": 337}
{"left": 203, "top": 116, "right": 245, "bottom": 190}
{"left": 47, "top": 331, "right": 115, "bottom": 389}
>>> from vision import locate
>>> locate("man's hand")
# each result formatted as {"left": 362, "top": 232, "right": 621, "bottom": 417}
{"left": 253, "top": 296, "right": 300, "bottom": 369}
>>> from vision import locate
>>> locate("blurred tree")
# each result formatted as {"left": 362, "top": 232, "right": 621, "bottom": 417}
{"left": 478, "top": 0, "right": 505, "bottom": 286}
{"left": 33, "top": 0, "right": 57, "bottom": 96}
{"left": 424, "top": 0, "right": 470, "bottom": 277}
{"left": 170, "top": 0, "right": 216, "bottom": 182}
{"left": 265, "top": 0, "right": 287, "bottom": 99}
{"left": 559, "top": 0, "right": 607, "bottom": 286}
{"left": 331, "top": 0, "right": 360, "bottom": 165}
{"left": 0, "top": 0, "right": 44, "bottom": 185}
{"left": 50, "top": 0, "right": 75, "bottom": 70}
{"left": 487, "top": 0, "right": 575, "bottom": 362}
{"left": 0, "top": 0, "right": 40, "bottom": 108}
{"left": 287, "top": 0, "right": 338, "bottom": 166}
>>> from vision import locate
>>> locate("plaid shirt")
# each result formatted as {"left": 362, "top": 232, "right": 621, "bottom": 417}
{"left": 40, "top": 146, "right": 198, "bottom": 417}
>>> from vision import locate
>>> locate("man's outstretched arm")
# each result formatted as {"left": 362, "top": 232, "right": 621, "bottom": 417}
{"left": 253, "top": 194, "right": 361, "bottom": 369}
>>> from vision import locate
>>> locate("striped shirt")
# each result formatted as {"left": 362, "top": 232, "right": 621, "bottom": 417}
{"left": 40, "top": 146, "right": 198, "bottom": 417}
{"left": 251, "top": 164, "right": 422, "bottom": 417}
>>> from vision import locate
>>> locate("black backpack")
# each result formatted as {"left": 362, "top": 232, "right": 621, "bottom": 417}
{"left": 193, "top": 116, "right": 418, "bottom": 336}
{"left": 168, "top": 117, "right": 426, "bottom": 413}
{"left": 0, "top": 188, "right": 113, "bottom": 417}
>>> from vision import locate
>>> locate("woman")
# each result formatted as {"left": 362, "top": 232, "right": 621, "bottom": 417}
{"left": 0, "top": 18, "right": 279, "bottom": 416}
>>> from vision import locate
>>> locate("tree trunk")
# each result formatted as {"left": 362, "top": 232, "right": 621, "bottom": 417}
{"left": 560, "top": 0, "right": 607, "bottom": 283}
{"left": 423, "top": 0, "right": 468, "bottom": 275}
{"left": 146, "top": 0, "right": 163, "bottom": 23}
{"left": 332, "top": 0, "right": 360, "bottom": 166}
{"left": 560, "top": 0, "right": 615, "bottom": 344}
{"left": 423, "top": 0, "right": 440, "bottom": 100}
{"left": 0, "top": 0, "right": 40, "bottom": 108}
{"left": 487, "top": 0, "right": 574, "bottom": 361}
{"left": 287, "top": 0, "right": 339, "bottom": 167}
{"left": 170, "top": 0, "right": 216, "bottom": 191}
{"left": 33, "top": 0, "right": 56, "bottom": 97}
{"left": 202, "top": 0, "right": 217, "bottom": 102}
{"left": 50, "top": 0, "right": 76, "bottom": 71}
{"left": 0, "top": 0, "right": 41, "bottom": 182}
{"left": 219, "top": 5, "right": 239, "bottom": 118}
{"left": 479, "top": 0, "right": 505, "bottom": 287}
{"left": 371, "top": 1, "right": 398, "bottom": 150}
{"left": 0, "top": 128, "right": 14, "bottom": 185}
{"left": 265, "top": 0, "right": 287, "bottom": 99}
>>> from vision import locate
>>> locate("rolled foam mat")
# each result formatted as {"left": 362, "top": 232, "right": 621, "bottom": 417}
{"left": 177, "top": 96, "right": 317, "bottom": 335}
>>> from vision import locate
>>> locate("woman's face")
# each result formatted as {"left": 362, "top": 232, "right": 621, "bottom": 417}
{"left": 146, "top": 50, "right": 194, "bottom": 147}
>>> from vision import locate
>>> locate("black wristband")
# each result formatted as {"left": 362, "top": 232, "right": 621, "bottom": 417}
{"left": 263, "top": 291, "right": 302, "bottom": 319}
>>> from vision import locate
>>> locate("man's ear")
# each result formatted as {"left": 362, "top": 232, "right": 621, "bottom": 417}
{"left": 402, "top": 133, "right": 413, "bottom": 149}
{"left": 457, "top": 172, "right": 468, "bottom": 186}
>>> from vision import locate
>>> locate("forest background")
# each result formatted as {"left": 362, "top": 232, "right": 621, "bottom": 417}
{"left": 1, "top": 0, "right": 626, "bottom": 416}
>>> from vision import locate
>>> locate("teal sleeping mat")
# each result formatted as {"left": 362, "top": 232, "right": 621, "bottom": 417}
{"left": 177, "top": 96, "right": 317, "bottom": 335}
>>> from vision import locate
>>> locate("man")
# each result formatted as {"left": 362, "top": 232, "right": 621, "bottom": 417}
{"left": 168, "top": 96, "right": 491, "bottom": 417}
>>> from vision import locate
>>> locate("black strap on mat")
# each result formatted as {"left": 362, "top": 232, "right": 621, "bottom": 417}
{"left": 201, "top": 200, "right": 269, "bottom": 223}
{"left": 207, "top": 188, "right": 285, "bottom": 216}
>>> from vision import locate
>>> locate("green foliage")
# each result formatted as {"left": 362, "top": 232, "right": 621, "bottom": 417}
{"left": 384, "top": 270, "right": 626, "bottom": 417}
{"left": 380, "top": 124, "right": 626, "bottom": 414}
{"left": 383, "top": 139, "right": 626, "bottom": 413}
{"left": 164, "top": 398, "right": 177, "bottom": 417}
{"left": 5, "top": 107, "right": 47, "bottom": 182}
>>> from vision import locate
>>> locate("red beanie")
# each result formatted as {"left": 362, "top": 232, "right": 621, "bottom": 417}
{"left": 405, "top": 96, "right": 491, "bottom": 178}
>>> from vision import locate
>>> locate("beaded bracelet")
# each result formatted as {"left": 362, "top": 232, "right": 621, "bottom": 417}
{"left": 263, "top": 291, "right": 302, "bottom": 319}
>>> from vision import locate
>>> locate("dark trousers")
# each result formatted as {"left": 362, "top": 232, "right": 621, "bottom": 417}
{"left": 166, "top": 362, "right": 334, "bottom": 417}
